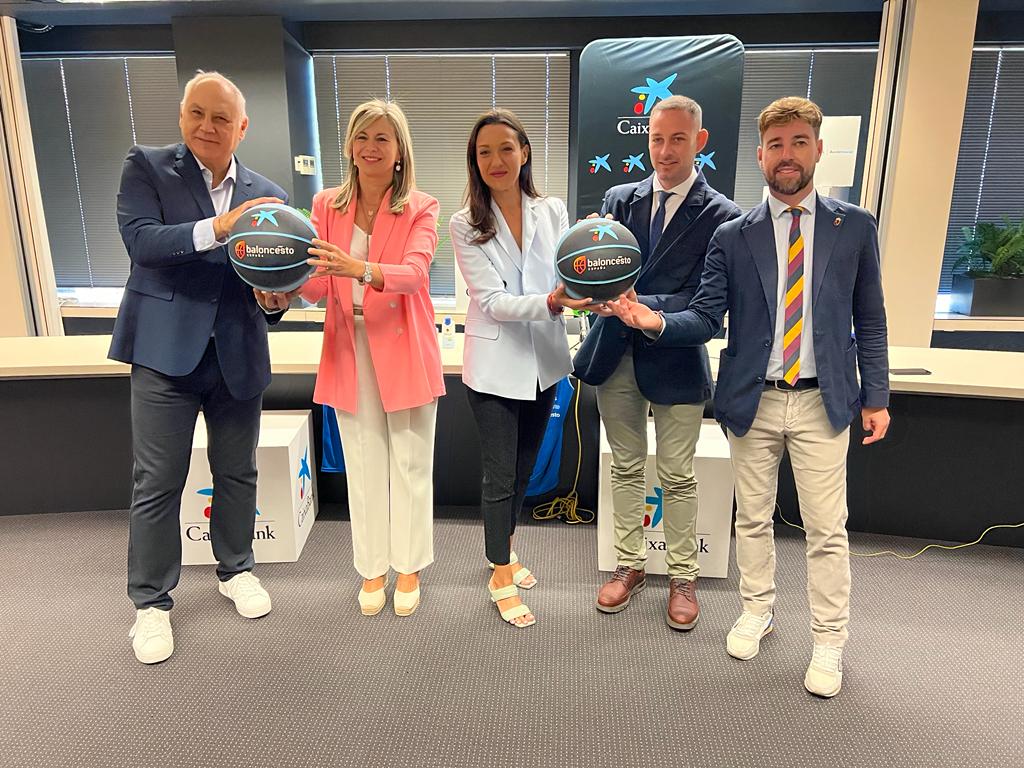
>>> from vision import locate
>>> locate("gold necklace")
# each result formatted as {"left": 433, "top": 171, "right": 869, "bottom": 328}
{"left": 360, "top": 196, "right": 381, "bottom": 225}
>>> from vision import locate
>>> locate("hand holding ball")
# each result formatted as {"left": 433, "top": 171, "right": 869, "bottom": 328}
{"left": 227, "top": 203, "right": 317, "bottom": 292}
{"left": 555, "top": 218, "right": 641, "bottom": 302}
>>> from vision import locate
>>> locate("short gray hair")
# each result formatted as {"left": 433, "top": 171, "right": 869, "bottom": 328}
{"left": 650, "top": 94, "right": 702, "bottom": 129}
{"left": 180, "top": 70, "right": 246, "bottom": 117}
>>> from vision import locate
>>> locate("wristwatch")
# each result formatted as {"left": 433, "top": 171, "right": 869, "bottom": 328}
{"left": 359, "top": 261, "right": 373, "bottom": 286}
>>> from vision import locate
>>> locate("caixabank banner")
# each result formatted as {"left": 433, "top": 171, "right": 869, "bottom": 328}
{"left": 576, "top": 35, "right": 744, "bottom": 218}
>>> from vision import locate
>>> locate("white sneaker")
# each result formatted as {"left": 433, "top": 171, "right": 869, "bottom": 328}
{"left": 726, "top": 611, "right": 774, "bottom": 660}
{"left": 129, "top": 607, "right": 173, "bottom": 664}
{"left": 804, "top": 644, "right": 844, "bottom": 698}
{"left": 218, "top": 572, "right": 272, "bottom": 618}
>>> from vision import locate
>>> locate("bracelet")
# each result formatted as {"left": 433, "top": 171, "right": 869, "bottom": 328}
{"left": 546, "top": 292, "right": 559, "bottom": 315}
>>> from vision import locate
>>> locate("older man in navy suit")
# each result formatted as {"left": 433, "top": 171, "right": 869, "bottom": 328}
{"left": 610, "top": 97, "right": 890, "bottom": 698}
{"left": 571, "top": 95, "right": 740, "bottom": 631}
{"left": 110, "top": 71, "right": 293, "bottom": 664}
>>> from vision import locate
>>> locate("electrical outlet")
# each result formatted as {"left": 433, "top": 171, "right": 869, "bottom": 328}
{"left": 293, "top": 155, "right": 317, "bottom": 175}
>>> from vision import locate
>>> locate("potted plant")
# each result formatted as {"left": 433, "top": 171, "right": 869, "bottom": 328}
{"left": 949, "top": 217, "right": 1024, "bottom": 316}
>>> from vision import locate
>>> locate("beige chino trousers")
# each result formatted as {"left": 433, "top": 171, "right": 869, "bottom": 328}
{"left": 727, "top": 387, "right": 851, "bottom": 646}
{"left": 596, "top": 352, "right": 705, "bottom": 580}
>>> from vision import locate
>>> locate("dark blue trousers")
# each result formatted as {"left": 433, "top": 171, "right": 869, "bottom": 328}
{"left": 127, "top": 339, "right": 261, "bottom": 610}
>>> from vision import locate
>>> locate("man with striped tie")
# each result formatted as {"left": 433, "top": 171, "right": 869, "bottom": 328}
{"left": 607, "top": 97, "right": 890, "bottom": 698}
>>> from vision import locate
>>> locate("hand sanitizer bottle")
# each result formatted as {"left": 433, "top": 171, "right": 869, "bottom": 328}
{"left": 441, "top": 315, "right": 456, "bottom": 349}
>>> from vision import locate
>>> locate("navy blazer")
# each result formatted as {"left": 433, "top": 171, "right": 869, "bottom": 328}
{"left": 108, "top": 144, "right": 288, "bottom": 401}
{"left": 654, "top": 195, "right": 890, "bottom": 436}
{"left": 572, "top": 173, "right": 741, "bottom": 405}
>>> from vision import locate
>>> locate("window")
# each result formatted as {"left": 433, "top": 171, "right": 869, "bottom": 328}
{"left": 22, "top": 56, "right": 180, "bottom": 295}
{"left": 939, "top": 47, "right": 1024, "bottom": 295}
{"left": 734, "top": 48, "right": 878, "bottom": 211}
{"left": 26, "top": 49, "right": 880, "bottom": 299}
{"left": 312, "top": 52, "right": 571, "bottom": 299}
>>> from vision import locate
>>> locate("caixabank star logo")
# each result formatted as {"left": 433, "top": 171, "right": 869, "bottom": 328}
{"left": 643, "top": 487, "right": 664, "bottom": 530}
{"left": 589, "top": 222, "right": 619, "bottom": 242}
{"left": 196, "top": 488, "right": 261, "bottom": 520}
{"left": 296, "top": 448, "right": 314, "bottom": 528}
{"left": 587, "top": 154, "right": 611, "bottom": 174}
{"left": 622, "top": 154, "right": 646, "bottom": 174}
{"left": 616, "top": 73, "right": 678, "bottom": 135}
{"left": 250, "top": 209, "right": 279, "bottom": 227}
{"left": 297, "top": 449, "right": 311, "bottom": 500}
{"left": 630, "top": 73, "right": 677, "bottom": 115}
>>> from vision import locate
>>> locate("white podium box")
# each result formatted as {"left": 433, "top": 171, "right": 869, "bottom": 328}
{"left": 598, "top": 420, "right": 734, "bottom": 578}
{"left": 181, "top": 410, "right": 318, "bottom": 565}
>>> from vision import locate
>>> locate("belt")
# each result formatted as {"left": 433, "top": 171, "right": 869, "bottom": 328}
{"left": 352, "top": 306, "right": 364, "bottom": 316}
{"left": 764, "top": 377, "right": 818, "bottom": 391}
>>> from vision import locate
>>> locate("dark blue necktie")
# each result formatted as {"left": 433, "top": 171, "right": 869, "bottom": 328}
{"left": 649, "top": 190, "right": 674, "bottom": 256}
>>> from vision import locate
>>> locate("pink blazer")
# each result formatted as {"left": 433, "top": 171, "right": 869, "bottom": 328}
{"left": 301, "top": 187, "right": 445, "bottom": 414}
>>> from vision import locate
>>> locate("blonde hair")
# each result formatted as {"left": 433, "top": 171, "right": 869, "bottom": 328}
{"left": 333, "top": 99, "right": 415, "bottom": 214}
{"left": 758, "top": 96, "right": 823, "bottom": 140}
{"left": 650, "top": 94, "right": 702, "bottom": 129}
{"left": 180, "top": 70, "right": 246, "bottom": 118}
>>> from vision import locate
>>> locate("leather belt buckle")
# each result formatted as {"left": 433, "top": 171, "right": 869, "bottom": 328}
{"left": 765, "top": 377, "right": 818, "bottom": 391}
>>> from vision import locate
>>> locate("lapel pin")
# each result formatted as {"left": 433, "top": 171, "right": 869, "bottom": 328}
{"left": 834, "top": 216, "right": 842, "bottom": 228}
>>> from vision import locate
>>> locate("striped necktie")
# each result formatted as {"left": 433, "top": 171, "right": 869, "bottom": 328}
{"left": 783, "top": 206, "right": 806, "bottom": 385}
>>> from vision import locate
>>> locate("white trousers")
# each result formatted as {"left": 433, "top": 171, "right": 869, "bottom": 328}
{"left": 335, "top": 317, "right": 437, "bottom": 579}
{"left": 727, "top": 388, "right": 851, "bottom": 647}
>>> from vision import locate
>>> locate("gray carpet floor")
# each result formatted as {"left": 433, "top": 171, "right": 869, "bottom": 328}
{"left": 0, "top": 509, "right": 1021, "bottom": 768}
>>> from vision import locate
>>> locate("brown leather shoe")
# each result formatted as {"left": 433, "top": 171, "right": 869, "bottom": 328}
{"left": 667, "top": 577, "right": 700, "bottom": 631}
{"left": 596, "top": 566, "right": 646, "bottom": 614}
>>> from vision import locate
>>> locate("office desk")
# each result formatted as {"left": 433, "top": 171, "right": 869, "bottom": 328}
{"left": 2, "top": 334, "right": 1022, "bottom": 547}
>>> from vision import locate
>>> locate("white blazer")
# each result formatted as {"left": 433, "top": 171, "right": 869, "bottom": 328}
{"left": 450, "top": 193, "right": 572, "bottom": 400}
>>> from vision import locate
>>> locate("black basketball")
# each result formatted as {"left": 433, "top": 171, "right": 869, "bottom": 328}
{"left": 555, "top": 219, "right": 641, "bottom": 302}
{"left": 227, "top": 203, "right": 317, "bottom": 292}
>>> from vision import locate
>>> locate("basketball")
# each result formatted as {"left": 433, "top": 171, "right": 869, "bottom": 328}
{"left": 227, "top": 203, "right": 317, "bottom": 292}
{"left": 555, "top": 218, "right": 642, "bottom": 301}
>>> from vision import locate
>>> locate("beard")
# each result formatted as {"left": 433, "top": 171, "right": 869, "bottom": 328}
{"left": 764, "top": 162, "right": 813, "bottom": 196}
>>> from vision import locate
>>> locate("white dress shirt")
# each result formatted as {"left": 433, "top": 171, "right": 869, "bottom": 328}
{"left": 650, "top": 166, "right": 698, "bottom": 234}
{"left": 350, "top": 225, "right": 369, "bottom": 308}
{"left": 766, "top": 189, "right": 817, "bottom": 380}
{"left": 191, "top": 156, "right": 278, "bottom": 317}
{"left": 191, "top": 156, "right": 238, "bottom": 252}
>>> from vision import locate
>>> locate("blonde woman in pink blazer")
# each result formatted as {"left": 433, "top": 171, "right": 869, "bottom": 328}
{"left": 302, "top": 99, "right": 444, "bottom": 617}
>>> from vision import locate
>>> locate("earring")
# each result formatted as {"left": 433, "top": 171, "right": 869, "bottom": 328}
{"left": 395, "top": 162, "right": 401, "bottom": 173}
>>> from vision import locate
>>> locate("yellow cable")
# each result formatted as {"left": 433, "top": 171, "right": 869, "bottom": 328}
{"left": 532, "top": 379, "right": 595, "bottom": 525}
{"left": 778, "top": 512, "right": 1024, "bottom": 560}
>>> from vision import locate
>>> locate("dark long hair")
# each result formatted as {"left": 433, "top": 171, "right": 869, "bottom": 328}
{"left": 464, "top": 109, "right": 540, "bottom": 245}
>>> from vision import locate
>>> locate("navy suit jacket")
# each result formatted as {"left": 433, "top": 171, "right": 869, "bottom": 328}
{"left": 109, "top": 144, "right": 288, "bottom": 401}
{"left": 654, "top": 195, "right": 890, "bottom": 436}
{"left": 572, "top": 173, "right": 741, "bottom": 404}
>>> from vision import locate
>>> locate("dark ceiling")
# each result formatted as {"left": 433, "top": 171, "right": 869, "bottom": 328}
{"left": 4, "top": 0, "right": 889, "bottom": 26}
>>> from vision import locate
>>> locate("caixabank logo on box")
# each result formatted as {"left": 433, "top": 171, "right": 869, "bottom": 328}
{"left": 185, "top": 488, "right": 276, "bottom": 542}
{"left": 643, "top": 485, "right": 710, "bottom": 554}
{"left": 296, "top": 448, "right": 314, "bottom": 529}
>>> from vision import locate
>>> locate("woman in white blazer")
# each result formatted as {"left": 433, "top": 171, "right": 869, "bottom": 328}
{"left": 450, "top": 109, "right": 591, "bottom": 628}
